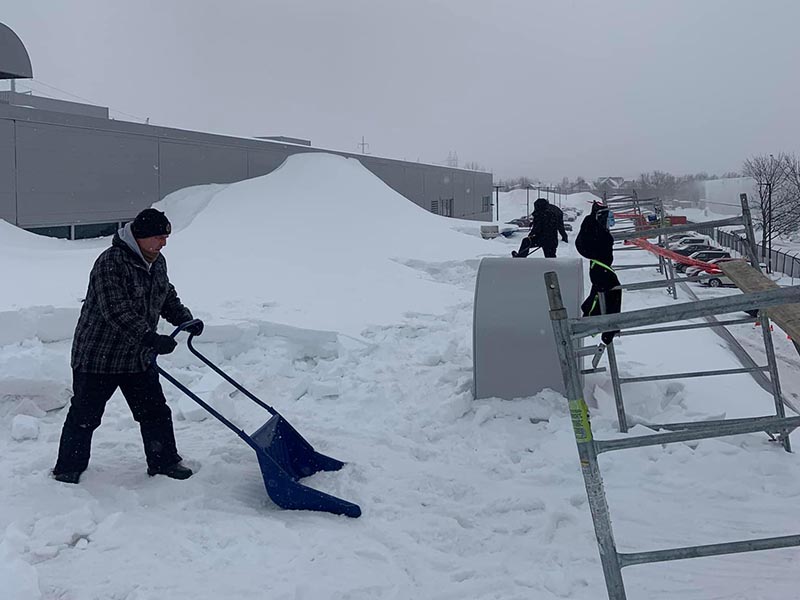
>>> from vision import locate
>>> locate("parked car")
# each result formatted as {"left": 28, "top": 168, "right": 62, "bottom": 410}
{"left": 674, "top": 250, "right": 731, "bottom": 273}
{"left": 701, "top": 262, "right": 771, "bottom": 288}
{"left": 685, "top": 257, "right": 742, "bottom": 279}
{"left": 562, "top": 208, "right": 579, "bottom": 222}
{"left": 672, "top": 243, "right": 719, "bottom": 257}
{"left": 668, "top": 236, "right": 708, "bottom": 247}
{"left": 667, "top": 233, "right": 698, "bottom": 243}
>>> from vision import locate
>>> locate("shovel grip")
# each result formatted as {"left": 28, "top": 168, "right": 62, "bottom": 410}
{"left": 169, "top": 319, "right": 203, "bottom": 338}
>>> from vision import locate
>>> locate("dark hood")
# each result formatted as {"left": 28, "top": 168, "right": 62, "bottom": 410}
{"left": 590, "top": 201, "right": 605, "bottom": 216}
{"left": 591, "top": 202, "right": 609, "bottom": 228}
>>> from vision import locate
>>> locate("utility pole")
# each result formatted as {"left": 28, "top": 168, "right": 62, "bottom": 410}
{"left": 493, "top": 185, "right": 502, "bottom": 222}
{"left": 358, "top": 136, "right": 370, "bottom": 155}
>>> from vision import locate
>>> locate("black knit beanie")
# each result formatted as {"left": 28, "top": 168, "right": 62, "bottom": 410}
{"left": 131, "top": 208, "right": 171, "bottom": 239}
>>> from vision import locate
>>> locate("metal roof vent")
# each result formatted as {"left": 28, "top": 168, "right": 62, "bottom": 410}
{"left": 0, "top": 23, "right": 33, "bottom": 79}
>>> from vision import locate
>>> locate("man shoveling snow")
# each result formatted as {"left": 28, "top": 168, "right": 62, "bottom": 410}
{"left": 52, "top": 209, "right": 204, "bottom": 484}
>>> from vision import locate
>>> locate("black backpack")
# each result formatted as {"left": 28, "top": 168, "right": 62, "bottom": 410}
{"left": 575, "top": 216, "right": 596, "bottom": 259}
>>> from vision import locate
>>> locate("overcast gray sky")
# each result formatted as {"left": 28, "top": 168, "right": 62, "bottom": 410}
{"left": 4, "top": 0, "right": 800, "bottom": 181}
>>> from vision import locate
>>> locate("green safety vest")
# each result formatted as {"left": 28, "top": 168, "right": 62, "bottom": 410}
{"left": 588, "top": 260, "right": 617, "bottom": 316}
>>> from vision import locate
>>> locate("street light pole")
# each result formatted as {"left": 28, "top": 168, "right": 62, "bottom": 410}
{"left": 493, "top": 185, "right": 502, "bottom": 222}
{"left": 526, "top": 185, "right": 530, "bottom": 218}
{"left": 767, "top": 181, "right": 773, "bottom": 274}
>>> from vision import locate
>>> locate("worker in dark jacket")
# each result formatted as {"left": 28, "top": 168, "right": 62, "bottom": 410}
{"left": 512, "top": 198, "right": 568, "bottom": 258}
{"left": 53, "top": 208, "right": 203, "bottom": 484}
{"left": 576, "top": 201, "right": 621, "bottom": 344}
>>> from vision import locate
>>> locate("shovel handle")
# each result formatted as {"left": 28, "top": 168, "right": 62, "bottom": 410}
{"left": 169, "top": 318, "right": 204, "bottom": 338}
{"left": 149, "top": 319, "right": 204, "bottom": 368}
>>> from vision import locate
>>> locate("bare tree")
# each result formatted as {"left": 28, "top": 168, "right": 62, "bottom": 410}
{"left": 781, "top": 151, "right": 800, "bottom": 224}
{"left": 741, "top": 153, "right": 799, "bottom": 267}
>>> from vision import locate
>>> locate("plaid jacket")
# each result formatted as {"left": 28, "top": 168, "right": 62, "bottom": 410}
{"left": 71, "top": 233, "right": 193, "bottom": 373}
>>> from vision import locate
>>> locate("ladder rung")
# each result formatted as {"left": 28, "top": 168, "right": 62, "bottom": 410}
{"left": 641, "top": 415, "right": 781, "bottom": 432}
{"left": 618, "top": 317, "right": 756, "bottom": 337}
{"left": 618, "top": 533, "right": 800, "bottom": 568}
{"left": 613, "top": 263, "right": 662, "bottom": 270}
{"left": 617, "top": 275, "right": 717, "bottom": 292}
{"left": 619, "top": 366, "right": 768, "bottom": 384}
{"left": 580, "top": 367, "right": 607, "bottom": 375}
{"left": 577, "top": 346, "right": 599, "bottom": 357}
{"left": 594, "top": 416, "right": 800, "bottom": 454}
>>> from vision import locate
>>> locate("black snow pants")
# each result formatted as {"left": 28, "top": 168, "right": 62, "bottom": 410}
{"left": 581, "top": 261, "right": 622, "bottom": 344}
{"left": 53, "top": 367, "right": 181, "bottom": 475}
{"left": 515, "top": 237, "right": 558, "bottom": 258}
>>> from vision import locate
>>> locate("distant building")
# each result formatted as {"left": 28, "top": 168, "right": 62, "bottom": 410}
{"left": 701, "top": 177, "right": 759, "bottom": 215}
{"left": 0, "top": 22, "right": 493, "bottom": 238}
{"left": 569, "top": 179, "right": 595, "bottom": 193}
{"left": 594, "top": 177, "right": 626, "bottom": 190}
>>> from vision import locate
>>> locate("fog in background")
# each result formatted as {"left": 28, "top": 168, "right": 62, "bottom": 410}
{"left": 4, "top": 0, "right": 799, "bottom": 180}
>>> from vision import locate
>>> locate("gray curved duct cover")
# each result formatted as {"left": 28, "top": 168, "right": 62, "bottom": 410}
{"left": 473, "top": 256, "right": 584, "bottom": 400}
{"left": 0, "top": 23, "right": 33, "bottom": 79}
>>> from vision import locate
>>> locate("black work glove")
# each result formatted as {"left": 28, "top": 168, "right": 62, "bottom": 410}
{"left": 185, "top": 320, "right": 204, "bottom": 336}
{"left": 142, "top": 331, "right": 178, "bottom": 355}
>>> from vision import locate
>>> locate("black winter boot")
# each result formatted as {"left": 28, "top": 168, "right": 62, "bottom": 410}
{"left": 53, "top": 471, "right": 82, "bottom": 484}
{"left": 148, "top": 462, "right": 193, "bottom": 480}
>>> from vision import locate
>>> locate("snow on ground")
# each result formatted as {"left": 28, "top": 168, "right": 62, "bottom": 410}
{"left": 2, "top": 153, "right": 800, "bottom": 599}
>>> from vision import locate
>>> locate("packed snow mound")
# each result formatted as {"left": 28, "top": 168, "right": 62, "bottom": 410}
{"left": 170, "top": 153, "right": 492, "bottom": 261}
{"left": 153, "top": 183, "right": 229, "bottom": 233}
{"left": 0, "top": 152, "right": 509, "bottom": 334}
{"left": 163, "top": 152, "right": 499, "bottom": 334}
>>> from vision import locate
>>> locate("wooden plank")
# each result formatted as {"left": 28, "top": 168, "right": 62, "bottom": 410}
{"left": 719, "top": 261, "right": 800, "bottom": 343}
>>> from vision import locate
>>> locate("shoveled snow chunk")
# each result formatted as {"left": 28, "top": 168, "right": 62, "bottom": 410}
{"left": 11, "top": 415, "right": 39, "bottom": 441}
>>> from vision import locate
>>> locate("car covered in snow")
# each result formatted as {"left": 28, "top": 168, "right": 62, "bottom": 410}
{"left": 668, "top": 235, "right": 709, "bottom": 247}
{"left": 671, "top": 243, "right": 720, "bottom": 257}
{"left": 666, "top": 232, "right": 699, "bottom": 243}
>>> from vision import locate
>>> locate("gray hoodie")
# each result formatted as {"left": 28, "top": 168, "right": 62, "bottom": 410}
{"left": 118, "top": 222, "right": 152, "bottom": 271}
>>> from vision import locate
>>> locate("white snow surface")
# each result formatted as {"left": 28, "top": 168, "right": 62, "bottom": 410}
{"left": 1, "top": 153, "right": 799, "bottom": 599}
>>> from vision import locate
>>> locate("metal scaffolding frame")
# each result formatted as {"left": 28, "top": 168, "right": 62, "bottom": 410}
{"left": 607, "top": 194, "right": 749, "bottom": 301}
{"left": 545, "top": 271, "right": 800, "bottom": 600}
{"left": 598, "top": 194, "right": 795, "bottom": 446}
{"left": 605, "top": 195, "right": 669, "bottom": 275}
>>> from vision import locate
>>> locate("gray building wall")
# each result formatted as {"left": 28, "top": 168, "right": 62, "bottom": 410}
{"left": 0, "top": 103, "right": 493, "bottom": 232}
{"left": 0, "top": 91, "right": 109, "bottom": 119}
{"left": 0, "top": 118, "right": 13, "bottom": 222}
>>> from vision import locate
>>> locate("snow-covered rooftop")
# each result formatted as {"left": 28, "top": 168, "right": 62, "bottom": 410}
{"left": 1, "top": 152, "right": 799, "bottom": 599}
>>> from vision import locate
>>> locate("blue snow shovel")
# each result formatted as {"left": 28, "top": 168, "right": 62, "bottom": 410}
{"left": 154, "top": 320, "right": 361, "bottom": 518}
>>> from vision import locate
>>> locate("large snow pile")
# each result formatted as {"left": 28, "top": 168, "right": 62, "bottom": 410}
{"left": 1, "top": 152, "right": 799, "bottom": 599}
{"left": 159, "top": 154, "right": 497, "bottom": 334}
